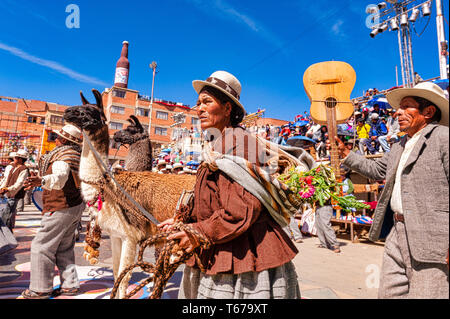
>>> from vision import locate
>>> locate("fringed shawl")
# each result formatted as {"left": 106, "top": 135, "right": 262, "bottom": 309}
{"left": 201, "top": 128, "right": 317, "bottom": 227}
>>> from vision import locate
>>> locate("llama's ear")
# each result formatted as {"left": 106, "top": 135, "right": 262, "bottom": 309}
{"left": 130, "top": 115, "right": 144, "bottom": 132}
{"left": 92, "top": 89, "right": 103, "bottom": 109}
{"left": 80, "top": 91, "right": 90, "bottom": 105}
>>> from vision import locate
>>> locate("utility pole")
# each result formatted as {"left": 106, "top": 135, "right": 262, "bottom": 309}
{"left": 435, "top": 0, "right": 448, "bottom": 79}
{"left": 148, "top": 62, "right": 158, "bottom": 137}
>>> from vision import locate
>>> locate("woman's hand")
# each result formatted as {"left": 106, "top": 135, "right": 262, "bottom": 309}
{"left": 157, "top": 218, "right": 176, "bottom": 233}
{"left": 167, "top": 230, "right": 200, "bottom": 253}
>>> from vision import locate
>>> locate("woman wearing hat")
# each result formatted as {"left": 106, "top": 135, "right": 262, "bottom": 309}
{"left": 159, "top": 71, "right": 300, "bottom": 299}
{"left": 0, "top": 149, "right": 30, "bottom": 231}
{"left": 331, "top": 82, "right": 449, "bottom": 298}
{"left": 21, "top": 124, "right": 85, "bottom": 299}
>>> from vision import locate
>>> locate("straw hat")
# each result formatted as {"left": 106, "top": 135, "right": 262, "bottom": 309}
{"left": 386, "top": 82, "right": 449, "bottom": 126}
{"left": 15, "top": 149, "right": 29, "bottom": 159}
{"left": 193, "top": 71, "right": 245, "bottom": 113}
{"left": 55, "top": 124, "right": 83, "bottom": 144}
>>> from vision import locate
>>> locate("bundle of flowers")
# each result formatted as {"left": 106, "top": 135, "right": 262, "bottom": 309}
{"left": 278, "top": 164, "right": 370, "bottom": 213}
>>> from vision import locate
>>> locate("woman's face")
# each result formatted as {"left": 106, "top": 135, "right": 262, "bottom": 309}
{"left": 196, "top": 91, "right": 231, "bottom": 131}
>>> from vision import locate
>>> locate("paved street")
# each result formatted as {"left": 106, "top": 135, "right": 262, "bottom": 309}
{"left": 0, "top": 204, "right": 384, "bottom": 299}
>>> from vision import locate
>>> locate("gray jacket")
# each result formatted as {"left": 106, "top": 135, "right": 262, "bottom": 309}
{"left": 343, "top": 123, "right": 449, "bottom": 264}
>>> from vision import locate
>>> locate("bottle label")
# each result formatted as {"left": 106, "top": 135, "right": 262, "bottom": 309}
{"left": 115, "top": 67, "right": 129, "bottom": 85}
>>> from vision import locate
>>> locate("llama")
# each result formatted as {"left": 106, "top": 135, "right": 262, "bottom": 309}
{"left": 64, "top": 90, "right": 196, "bottom": 299}
{"left": 113, "top": 115, "right": 153, "bottom": 172}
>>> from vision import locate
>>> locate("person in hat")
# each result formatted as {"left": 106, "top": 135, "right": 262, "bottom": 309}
{"left": 329, "top": 81, "right": 449, "bottom": 298}
{"left": 156, "top": 159, "right": 167, "bottom": 174}
{"left": 0, "top": 150, "right": 30, "bottom": 231}
{"left": 159, "top": 70, "right": 300, "bottom": 299}
{"left": 0, "top": 152, "right": 16, "bottom": 185}
{"left": 171, "top": 162, "right": 184, "bottom": 175}
{"left": 21, "top": 124, "right": 85, "bottom": 299}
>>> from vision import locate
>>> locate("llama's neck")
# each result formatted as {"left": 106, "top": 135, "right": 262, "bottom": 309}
{"left": 80, "top": 126, "right": 110, "bottom": 183}
{"left": 125, "top": 137, "right": 153, "bottom": 171}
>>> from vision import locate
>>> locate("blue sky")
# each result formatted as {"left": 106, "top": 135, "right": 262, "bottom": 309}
{"left": 0, "top": 0, "right": 448, "bottom": 121}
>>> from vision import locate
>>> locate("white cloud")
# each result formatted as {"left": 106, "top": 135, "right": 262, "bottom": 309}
{"left": 331, "top": 20, "right": 345, "bottom": 37}
{"left": 0, "top": 42, "right": 108, "bottom": 87}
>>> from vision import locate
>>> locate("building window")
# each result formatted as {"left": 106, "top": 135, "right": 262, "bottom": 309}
{"left": 156, "top": 111, "right": 169, "bottom": 120}
{"left": 142, "top": 124, "right": 149, "bottom": 132}
{"left": 50, "top": 115, "right": 64, "bottom": 125}
{"left": 136, "top": 108, "right": 149, "bottom": 117}
{"left": 191, "top": 117, "right": 199, "bottom": 125}
{"left": 155, "top": 127, "right": 167, "bottom": 136}
{"left": 113, "top": 89, "right": 126, "bottom": 98}
{"left": 27, "top": 116, "right": 37, "bottom": 124}
{"left": 40, "top": 117, "right": 45, "bottom": 124}
{"left": 109, "top": 122, "right": 123, "bottom": 130}
{"left": 111, "top": 105, "right": 125, "bottom": 114}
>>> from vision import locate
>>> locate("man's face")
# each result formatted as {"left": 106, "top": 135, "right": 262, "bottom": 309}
{"left": 396, "top": 97, "right": 431, "bottom": 136}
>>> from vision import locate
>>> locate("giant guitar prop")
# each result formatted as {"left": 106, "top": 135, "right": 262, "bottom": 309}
{"left": 303, "top": 61, "right": 356, "bottom": 180}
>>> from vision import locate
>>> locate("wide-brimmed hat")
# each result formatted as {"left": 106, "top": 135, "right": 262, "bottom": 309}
{"left": 386, "top": 82, "right": 449, "bottom": 126}
{"left": 172, "top": 163, "right": 184, "bottom": 170}
{"left": 157, "top": 160, "right": 166, "bottom": 167}
{"left": 193, "top": 71, "right": 246, "bottom": 114}
{"left": 15, "top": 149, "right": 29, "bottom": 159}
{"left": 54, "top": 124, "right": 83, "bottom": 145}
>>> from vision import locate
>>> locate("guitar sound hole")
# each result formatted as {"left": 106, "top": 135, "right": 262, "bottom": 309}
{"left": 325, "top": 97, "right": 337, "bottom": 108}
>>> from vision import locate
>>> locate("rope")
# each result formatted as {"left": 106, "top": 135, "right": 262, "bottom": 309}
{"left": 110, "top": 207, "right": 211, "bottom": 299}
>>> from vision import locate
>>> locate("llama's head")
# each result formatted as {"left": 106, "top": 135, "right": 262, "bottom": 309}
{"left": 113, "top": 115, "right": 149, "bottom": 146}
{"left": 64, "top": 89, "right": 107, "bottom": 133}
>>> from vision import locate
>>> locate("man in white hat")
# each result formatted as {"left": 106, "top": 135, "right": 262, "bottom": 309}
{"left": 171, "top": 162, "right": 184, "bottom": 175}
{"left": 330, "top": 82, "right": 449, "bottom": 298}
{"left": 21, "top": 124, "right": 85, "bottom": 299}
{"left": 0, "top": 150, "right": 30, "bottom": 231}
{"left": 157, "top": 159, "right": 167, "bottom": 174}
{"left": 0, "top": 152, "right": 16, "bottom": 185}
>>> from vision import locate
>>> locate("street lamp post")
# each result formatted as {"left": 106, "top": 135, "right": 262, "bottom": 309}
{"left": 148, "top": 61, "right": 158, "bottom": 137}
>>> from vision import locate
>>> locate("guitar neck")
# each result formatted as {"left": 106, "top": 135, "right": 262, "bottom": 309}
{"left": 325, "top": 105, "right": 342, "bottom": 181}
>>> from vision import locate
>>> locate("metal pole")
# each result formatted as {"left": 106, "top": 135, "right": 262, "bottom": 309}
{"left": 435, "top": 0, "right": 448, "bottom": 79}
{"left": 148, "top": 62, "right": 157, "bottom": 137}
{"left": 398, "top": 27, "right": 406, "bottom": 86}
{"left": 396, "top": 65, "right": 399, "bottom": 86}
{"left": 406, "top": 25, "right": 415, "bottom": 86}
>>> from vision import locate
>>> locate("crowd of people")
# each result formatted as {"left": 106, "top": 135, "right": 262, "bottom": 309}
{"left": 242, "top": 98, "right": 400, "bottom": 161}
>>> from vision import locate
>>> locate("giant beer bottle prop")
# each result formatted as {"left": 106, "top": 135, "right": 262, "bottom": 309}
{"left": 303, "top": 61, "right": 356, "bottom": 180}
{"left": 114, "top": 41, "right": 130, "bottom": 88}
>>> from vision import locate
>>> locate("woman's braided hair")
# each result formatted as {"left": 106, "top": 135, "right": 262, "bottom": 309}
{"left": 200, "top": 86, "right": 245, "bottom": 127}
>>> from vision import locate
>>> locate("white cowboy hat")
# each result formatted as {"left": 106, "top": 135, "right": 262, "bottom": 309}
{"left": 15, "top": 149, "right": 29, "bottom": 159}
{"left": 54, "top": 124, "right": 83, "bottom": 144}
{"left": 183, "top": 167, "right": 192, "bottom": 173}
{"left": 192, "top": 71, "right": 246, "bottom": 114}
{"left": 386, "top": 82, "right": 449, "bottom": 126}
{"left": 157, "top": 160, "right": 166, "bottom": 166}
{"left": 172, "top": 163, "right": 184, "bottom": 170}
